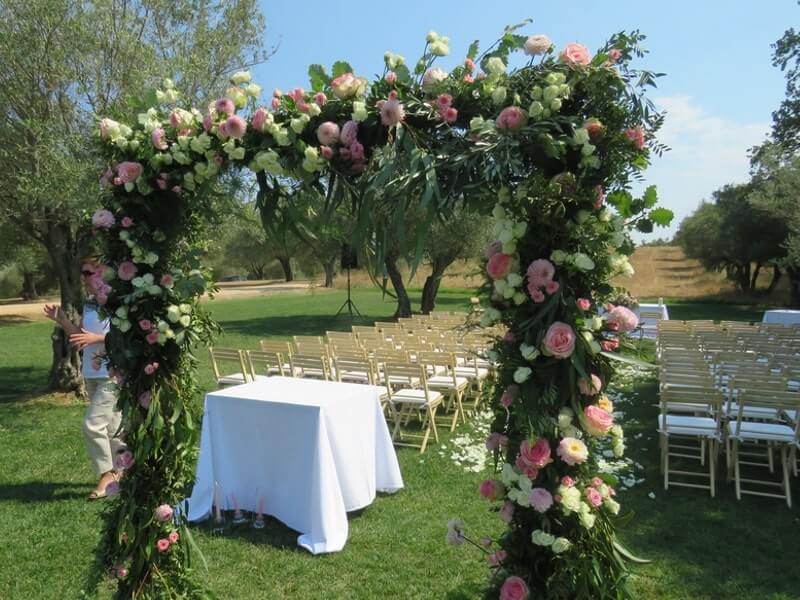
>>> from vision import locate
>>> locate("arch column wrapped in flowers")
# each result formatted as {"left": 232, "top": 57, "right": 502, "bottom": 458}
{"left": 90, "top": 22, "right": 671, "bottom": 599}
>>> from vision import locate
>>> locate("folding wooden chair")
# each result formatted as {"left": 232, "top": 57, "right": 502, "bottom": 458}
{"left": 289, "top": 353, "right": 330, "bottom": 380}
{"left": 332, "top": 355, "right": 376, "bottom": 385}
{"left": 246, "top": 349, "right": 286, "bottom": 380}
{"left": 208, "top": 347, "right": 250, "bottom": 387}
{"left": 382, "top": 361, "right": 443, "bottom": 453}
{"left": 416, "top": 350, "right": 470, "bottom": 431}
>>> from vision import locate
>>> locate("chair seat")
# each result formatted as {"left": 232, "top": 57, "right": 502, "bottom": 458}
{"left": 658, "top": 414, "right": 719, "bottom": 438}
{"left": 664, "top": 402, "right": 713, "bottom": 415}
{"left": 725, "top": 403, "right": 782, "bottom": 421}
{"left": 454, "top": 367, "right": 489, "bottom": 379}
{"left": 339, "top": 370, "right": 370, "bottom": 383}
{"left": 218, "top": 373, "right": 248, "bottom": 385}
{"left": 428, "top": 375, "right": 470, "bottom": 389}
{"left": 384, "top": 375, "right": 421, "bottom": 386}
{"left": 727, "top": 420, "right": 797, "bottom": 443}
{"left": 391, "top": 388, "right": 442, "bottom": 405}
{"left": 298, "top": 368, "right": 326, "bottom": 378}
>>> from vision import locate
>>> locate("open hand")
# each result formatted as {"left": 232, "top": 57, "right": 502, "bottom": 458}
{"left": 43, "top": 304, "right": 62, "bottom": 323}
{"left": 69, "top": 328, "right": 103, "bottom": 350}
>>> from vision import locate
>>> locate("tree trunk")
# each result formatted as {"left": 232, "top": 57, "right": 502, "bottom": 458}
{"left": 767, "top": 265, "right": 782, "bottom": 295}
{"left": 44, "top": 224, "right": 86, "bottom": 394}
{"left": 323, "top": 260, "right": 335, "bottom": 288}
{"left": 249, "top": 262, "right": 265, "bottom": 280}
{"left": 21, "top": 270, "right": 38, "bottom": 300}
{"left": 420, "top": 258, "right": 452, "bottom": 314}
{"left": 385, "top": 253, "right": 411, "bottom": 318}
{"left": 788, "top": 267, "right": 800, "bottom": 308}
{"left": 276, "top": 256, "right": 293, "bottom": 282}
{"left": 750, "top": 262, "right": 762, "bottom": 291}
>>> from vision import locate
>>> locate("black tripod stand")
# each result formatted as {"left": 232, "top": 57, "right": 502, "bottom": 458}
{"left": 335, "top": 266, "right": 361, "bottom": 317}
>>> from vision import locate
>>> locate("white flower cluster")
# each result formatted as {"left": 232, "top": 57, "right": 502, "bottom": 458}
{"left": 426, "top": 30, "right": 450, "bottom": 57}
{"left": 551, "top": 249, "right": 595, "bottom": 272}
{"left": 570, "top": 127, "right": 600, "bottom": 169}
{"left": 500, "top": 463, "right": 532, "bottom": 507}
{"left": 491, "top": 202, "right": 528, "bottom": 305}
{"left": 529, "top": 72, "right": 569, "bottom": 119}
{"left": 383, "top": 51, "right": 406, "bottom": 70}
{"left": 531, "top": 530, "right": 571, "bottom": 554}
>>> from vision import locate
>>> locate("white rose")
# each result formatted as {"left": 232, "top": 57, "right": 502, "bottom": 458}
{"left": 573, "top": 253, "right": 595, "bottom": 271}
{"left": 520, "top": 343, "right": 539, "bottom": 361}
{"left": 179, "top": 315, "right": 191, "bottom": 327}
{"left": 551, "top": 537, "right": 572, "bottom": 554}
{"left": 500, "top": 463, "right": 519, "bottom": 486}
{"left": 557, "top": 407, "right": 574, "bottom": 429}
{"left": 245, "top": 83, "right": 261, "bottom": 98}
{"left": 578, "top": 504, "right": 596, "bottom": 529}
{"left": 531, "top": 530, "right": 556, "bottom": 546}
{"left": 422, "top": 67, "right": 448, "bottom": 90}
{"left": 513, "top": 367, "right": 532, "bottom": 383}
{"left": 118, "top": 320, "right": 131, "bottom": 333}
{"left": 351, "top": 101, "right": 368, "bottom": 122}
{"left": 558, "top": 486, "right": 582, "bottom": 513}
{"left": 179, "top": 304, "right": 192, "bottom": 314}
{"left": 167, "top": 305, "right": 181, "bottom": 323}
{"left": 604, "top": 498, "right": 620, "bottom": 515}
{"left": 230, "top": 70, "right": 252, "bottom": 84}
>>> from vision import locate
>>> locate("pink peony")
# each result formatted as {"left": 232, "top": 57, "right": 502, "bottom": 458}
{"left": 527, "top": 259, "right": 555, "bottom": 287}
{"left": 156, "top": 538, "right": 170, "bottom": 552}
{"left": 500, "top": 385, "right": 518, "bottom": 408}
{"left": 151, "top": 128, "right": 168, "bottom": 150}
{"left": 252, "top": 107, "right": 269, "bottom": 132}
{"left": 624, "top": 126, "right": 646, "bottom": 150}
{"left": 543, "top": 322, "right": 576, "bottom": 359}
{"left": 138, "top": 319, "right": 152, "bottom": 331}
{"left": 578, "top": 374, "right": 602, "bottom": 396}
{"left": 168, "top": 531, "right": 179, "bottom": 544}
{"left": 215, "top": 97, "right": 236, "bottom": 116}
{"left": 379, "top": 91, "right": 405, "bottom": 126}
{"left": 479, "top": 479, "right": 506, "bottom": 501}
{"left": 576, "top": 298, "right": 591, "bottom": 311}
{"left": 121, "top": 216, "right": 133, "bottom": 228}
{"left": 557, "top": 437, "right": 589, "bottom": 466}
{"left": 495, "top": 106, "right": 528, "bottom": 130}
{"left": 529, "top": 487, "right": 554, "bottom": 513}
{"left": 223, "top": 115, "right": 247, "bottom": 139}
{"left": 92, "top": 209, "right": 115, "bottom": 229}
{"left": 544, "top": 280, "right": 560, "bottom": 295}
{"left": 138, "top": 391, "right": 152, "bottom": 409}
{"left": 155, "top": 504, "right": 173, "bottom": 522}
{"left": 606, "top": 306, "right": 638, "bottom": 333}
{"left": 487, "top": 253, "right": 513, "bottom": 280}
{"left": 340, "top": 121, "right": 358, "bottom": 146}
{"left": 584, "top": 405, "right": 614, "bottom": 437}
{"left": 116, "top": 162, "right": 143, "bottom": 184}
{"left": 559, "top": 43, "right": 591, "bottom": 66}
{"left": 384, "top": 71, "right": 397, "bottom": 83}
{"left": 500, "top": 575, "right": 530, "bottom": 600}
{"left": 524, "top": 34, "right": 552, "bottom": 56}
{"left": 314, "top": 92, "right": 328, "bottom": 106}
{"left": 561, "top": 475, "right": 575, "bottom": 487}
{"left": 585, "top": 487, "right": 603, "bottom": 507}
{"left": 117, "top": 262, "right": 137, "bottom": 281}
{"left": 312, "top": 121, "right": 338, "bottom": 146}
{"left": 331, "top": 72, "right": 367, "bottom": 99}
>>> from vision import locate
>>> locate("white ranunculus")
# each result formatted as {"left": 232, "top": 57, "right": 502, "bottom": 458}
{"left": 520, "top": 343, "right": 539, "bottom": 361}
{"left": 578, "top": 504, "right": 596, "bottom": 529}
{"left": 557, "top": 407, "right": 574, "bottom": 429}
{"left": 118, "top": 320, "right": 131, "bottom": 333}
{"left": 513, "top": 366, "right": 532, "bottom": 383}
{"left": 531, "top": 530, "right": 556, "bottom": 546}
{"left": 179, "top": 315, "right": 191, "bottom": 327}
{"left": 485, "top": 57, "right": 506, "bottom": 76}
{"left": 558, "top": 486, "right": 582, "bottom": 513}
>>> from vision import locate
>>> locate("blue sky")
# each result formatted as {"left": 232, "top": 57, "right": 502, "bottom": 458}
{"left": 253, "top": 1, "right": 797, "bottom": 240}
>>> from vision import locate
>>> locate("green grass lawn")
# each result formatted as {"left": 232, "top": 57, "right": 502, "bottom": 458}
{"left": 0, "top": 290, "right": 798, "bottom": 599}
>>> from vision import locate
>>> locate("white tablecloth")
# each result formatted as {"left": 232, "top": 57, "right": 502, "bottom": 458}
{"left": 762, "top": 309, "right": 800, "bottom": 326}
{"left": 185, "top": 377, "right": 403, "bottom": 554}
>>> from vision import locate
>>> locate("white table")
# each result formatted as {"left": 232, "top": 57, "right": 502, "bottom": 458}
{"left": 762, "top": 309, "right": 800, "bottom": 326}
{"left": 185, "top": 377, "right": 403, "bottom": 554}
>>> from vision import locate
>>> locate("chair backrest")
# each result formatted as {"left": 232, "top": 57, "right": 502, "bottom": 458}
{"left": 289, "top": 353, "right": 330, "bottom": 380}
{"left": 333, "top": 355, "right": 376, "bottom": 384}
{"left": 260, "top": 340, "right": 293, "bottom": 357}
{"left": 246, "top": 349, "right": 285, "bottom": 378}
{"left": 209, "top": 347, "right": 250, "bottom": 383}
{"left": 381, "top": 361, "right": 430, "bottom": 398}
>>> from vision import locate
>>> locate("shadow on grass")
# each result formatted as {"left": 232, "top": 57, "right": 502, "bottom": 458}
{"left": 0, "top": 366, "right": 50, "bottom": 404}
{"left": 219, "top": 314, "right": 378, "bottom": 339}
{"left": 0, "top": 315, "right": 34, "bottom": 326}
{"left": 0, "top": 480, "right": 93, "bottom": 503}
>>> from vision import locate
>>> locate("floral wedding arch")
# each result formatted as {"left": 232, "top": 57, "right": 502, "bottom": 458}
{"left": 88, "top": 22, "right": 672, "bottom": 599}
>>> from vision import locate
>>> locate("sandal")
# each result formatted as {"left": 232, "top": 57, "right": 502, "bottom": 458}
{"left": 88, "top": 488, "right": 107, "bottom": 501}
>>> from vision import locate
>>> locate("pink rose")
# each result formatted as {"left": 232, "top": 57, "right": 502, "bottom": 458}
{"left": 601, "top": 338, "right": 619, "bottom": 352}
{"left": 608, "top": 48, "right": 622, "bottom": 62}
{"left": 223, "top": 115, "right": 247, "bottom": 139}
{"left": 479, "top": 479, "right": 506, "bottom": 501}
{"left": 592, "top": 477, "right": 603, "bottom": 487}
{"left": 202, "top": 113, "right": 213, "bottom": 132}
{"left": 529, "top": 487, "right": 554, "bottom": 513}
{"left": 576, "top": 298, "right": 591, "bottom": 311}
{"left": 331, "top": 72, "right": 367, "bottom": 99}
{"left": 544, "top": 280, "right": 560, "bottom": 295}
{"left": 156, "top": 538, "right": 170, "bottom": 552}
{"left": 320, "top": 145, "right": 333, "bottom": 160}
{"left": 500, "top": 575, "right": 530, "bottom": 600}
{"left": 273, "top": 88, "right": 283, "bottom": 98}
{"left": 155, "top": 504, "right": 173, "bottom": 522}
{"left": 485, "top": 240, "right": 503, "bottom": 259}
{"left": 464, "top": 58, "right": 475, "bottom": 71}
{"left": 138, "top": 391, "right": 152, "bottom": 409}
{"left": 487, "top": 253, "right": 513, "bottom": 280}
{"left": 379, "top": 91, "right": 405, "bottom": 126}
{"left": 584, "top": 405, "right": 614, "bottom": 437}
{"left": 584, "top": 119, "right": 605, "bottom": 141}
{"left": 151, "top": 128, "right": 168, "bottom": 150}
{"left": 116, "top": 162, "right": 143, "bottom": 184}
{"left": 92, "top": 209, "right": 115, "bottom": 229}
{"left": 117, "top": 262, "right": 137, "bottom": 281}
{"left": 606, "top": 306, "right": 638, "bottom": 333}
{"left": 578, "top": 374, "right": 602, "bottom": 396}
{"left": 138, "top": 319, "right": 152, "bottom": 331}
{"left": 436, "top": 94, "right": 453, "bottom": 110}
{"left": 559, "top": 43, "right": 591, "bottom": 66}
{"left": 314, "top": 92, "right": 328, "bottom": 106}
{"left": 527, "top": 259, "right": 555, "bottom": 287}
{"left": 524, "top": 34, "right": 552, "bottom": 56}
{"left": 215, "top": 97, "right": 235, "bottom": 116}
{"left": 168, "top": 531, "right": 179, "bottom": 544}
{"left": 251, "top": 107, "right": 269, "bottom": 132}
{"left": 441, "top": 106, "right": 458, "bottom": 124}
{"left": 349, "top": 141, "right": 365, "bottom": 161}
{"left": 121, "top": 216, "right": 133, "bottom": 228}
{"left": 500, "top": 385, "right": 518, "bottom": 408}
{"left": 517, "top": 438, "right": 553, "bottom": 473}
{"left": 146, "top": 331, "right": 160, "bottom": 345}
{"left": 624, "top": 126, "right": 646, "bottom": 150}
{"left": 384, "top": 71, "right": 397, "bottom": 83}
{"left": 561, "top": 475, "right": 575, "bottom": 487}
{"left": 496, "top": 106, "right": 528, "bottom": 130}
{"left": 317, "top": 121, "right": 340, "bottom": 146}
{"left": 271, "top": 97, "right": 281, "bottom": 111}
{"left": 585, "top": 487, "right": 603, "bottom": 507}
{"left": 340, "top": 121, "right": 358, "bottom": 146}
{"left": 543, "top": 322, "right": 576, "bottom": 359}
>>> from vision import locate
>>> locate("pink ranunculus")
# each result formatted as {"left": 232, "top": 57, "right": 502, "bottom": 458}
{"left": 487, "top": 549, "right": 507, "bottom": 567}
{"left": 487, "top": 252, "right": 513, "bottom": 280}
{"left": 340, "top": 121, "right": 358, "bottom": 146}
{"left": 500, "top": 575, "right": 530, "bottom": 600}
{"left": 144, "top": 362, "right": 159, "bottom": 375}
{"left": 527, "top": 259, "right": 555, "bottom": 287}
{"left": 442, "top": 106, "right": 458, "bottom": 124}
{"left": 224, "top": 115, "right": 247, "bottom": 139}
{"left": 252, "top": 107, "right": 269, "bottom": 132}
{"left": 117, "top": 262, "right": 137, "bottom": 281}
{"left": 155, "top": 504, "right": 173, "bottom": 522}
{"left": 168, "top": 531, "right": 179, "bottom": 544}
{"left": 215, "top": 97, "right": 236, "bottom": 116}
{"left": 557, "top": 437, "right": 589, "bottom": 466}
{"left": 92, "top": 209, "right": 115, "bottom": 229}
{"left": 559, "top": 43, "right": 591, "bottom": 66}
{"left": 138, "top": 391, "right": 152, "bottom": 409}
{"left": 524, "top": 34, "right": 552, "bottom": 56}
{"left": 379, "top": 91, "right": 405, "bottom": 126}
{"left": 594, "top": 185, "right": 605, "bottom": 209}
{"left": 606, "top": 306, "right": 638, "bottom": 333}
{"left": 529, "top": 487, "right": 554, "bottom": 513}
{"left": 146, "top": 331, "right": 160, "bottom": 345}
{"left": 585, "top": 487, "right": 603, "bottom": 507}
{"left": 156, "top": 538, "right": 170, "bottom": 552}
{"left": 317, "top": 121, "right": 340, "bottom": 146}
{"left": 121, "top": 216, "right": 133, "bottom": 228}
{"left": 578, "top": 374, "right": 602, "bottom": 396}
{"left": 561, "top": 475, "right": 575, "bottom": 487}
{"left": 485, "top": 240, "right": 503, "bottom": 259}
{"left": 543, "top": 322, "right": 576, "bottom": 359}
{"left": 544, "top": 280, "right": 560, "bottom": 295}
{"left": 518, "top": 438, "right": 553, "bottom": 471}
{"left": 624, "top": 126, "right": 646, "bottom": 150}
{"left": 320, "top": 145, "right": 334, "bottom": 160}
{"left": 608, "top": 48, "right": 622, "bottom": 62}
{"left": 151, "top": 128, "right": 168, "bottom": 150}
{"left": 138, "top": 319, "right": 152, "bottom": 331}
{"left": 116, "top": 162, "right": 143, "bottom": 184}
{"left": 436, "top": 94, "right": 453, "bottom": 110}
{"left": 600, "top": 338, "right": 619, "bottom": 352}
{"left": 495, "top": 106, "right": 528, "bottom": 131}
{"left": 500, "top": 384, "right": 518, "bottom": 408}
{"left": 529, "top": 287, "right": 545, "bottom": 303}
{"left": 384, "top": 71, "right": 397, "bottom": 84}
{"left": 331, "top": 72, "right": 367, "bottom": 99}
{"left": 479, "top": 479, "right": 506, "bottom": 501}
{"left": 576, "top": 298, "right": 591, "bottom": 311}
{"left": 271, "top": 97, "right": 281, "bottom": 111}
{"left": 499, "top": 500, "right": 514, "bottom": 523}
{"left": 584, "top": 405, "right": 614, "bottom": 437}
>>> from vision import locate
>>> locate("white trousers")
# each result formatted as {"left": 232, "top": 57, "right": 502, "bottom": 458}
{"left": 83, "top": 378, "right": 123, "bottom": 475}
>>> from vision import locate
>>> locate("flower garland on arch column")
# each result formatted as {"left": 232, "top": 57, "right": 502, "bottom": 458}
{"left": 91, "top": 23, "right": 671, "bottom": 599}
